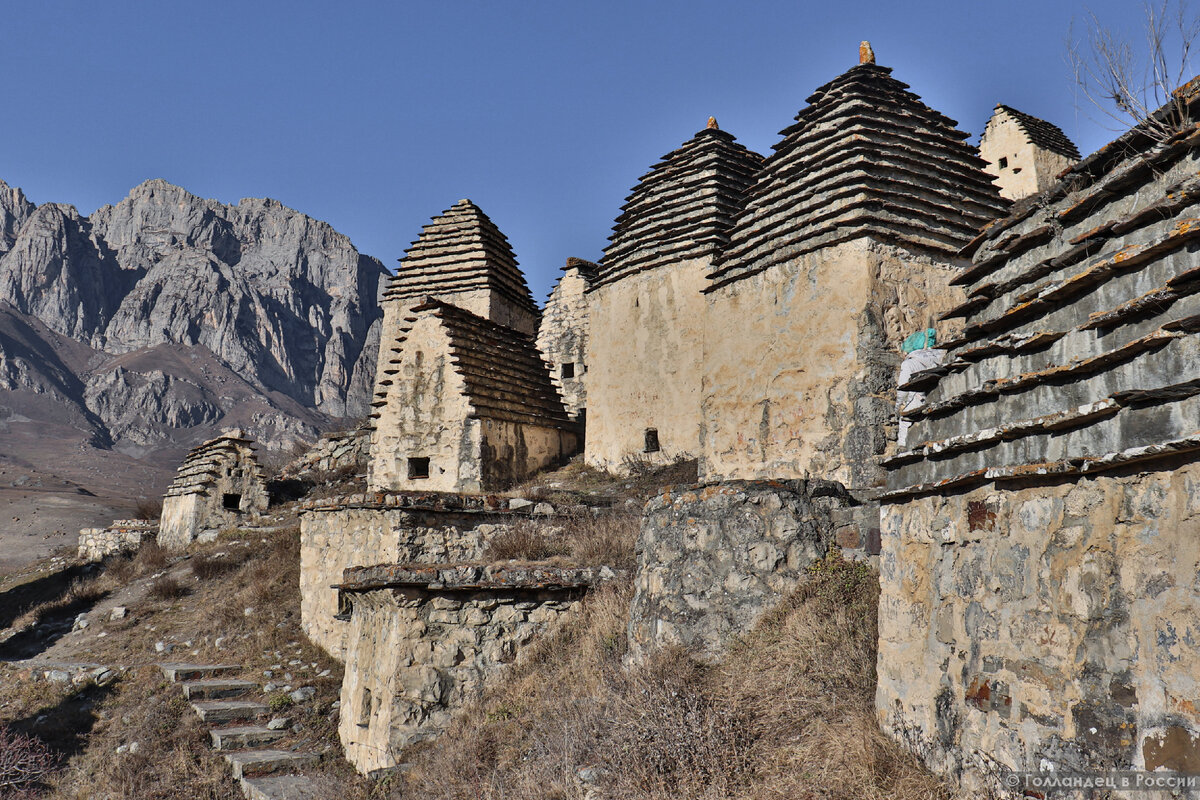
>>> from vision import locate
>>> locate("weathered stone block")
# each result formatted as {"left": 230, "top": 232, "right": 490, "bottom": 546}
{"left": 628, "top": 479, "right": 867, "bottom": 663}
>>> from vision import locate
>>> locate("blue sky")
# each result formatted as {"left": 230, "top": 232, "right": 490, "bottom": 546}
{"left": 0, "top": 0, "right": 1172, "bottom": 303}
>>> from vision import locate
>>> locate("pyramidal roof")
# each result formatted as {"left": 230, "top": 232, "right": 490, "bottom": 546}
{"left": 383, "top": 199, "right": 538, "bottom": 317}
{"left": 707, "top": 50, "right": 1009, "bottom": 290}
{"left": 993, "top": 104, "right": 1081, "bottom": 160}
{"left": 595, "top": 119, "right": 764, "bottom": 289}
{"left": 371, "top": 297, "right": 576, "bottom": 431}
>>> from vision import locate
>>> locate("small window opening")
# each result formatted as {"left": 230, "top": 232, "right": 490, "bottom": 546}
{"left": 222, "top": 493, "right": 242, "bottom": 511}
{"left": 1012, "top": 167, "right": 1022, "bottom": 174}
{"left": 408, "top": 457, "right": 430, "bottom": 479}
{"left": 644, "top": 428, "right": 660, "bottom": 453}
{"left": 561, "top": 362, "right": 576, "bottom": 379}
{"left": 358, "top": 688, "right": 372, "bottom": 728}
{"left": 998, "top": 157, "right": 1008, "bottom": 169}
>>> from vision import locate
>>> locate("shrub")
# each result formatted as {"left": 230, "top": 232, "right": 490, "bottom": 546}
{"left": 133, "top": 499, "right": 162, "bottom": 521}
{"left": 147, "top": 576, "right": 187, "bottom": 601}
{"left": 0, "top": 725, "right": 56, "bottom": 797}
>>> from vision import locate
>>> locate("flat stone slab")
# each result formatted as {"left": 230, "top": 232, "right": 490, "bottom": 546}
{"left": 183, "top": 679, "right": 257, "bottom": 700}
{"left": 240, "top": 773, "right": 321, "bottom": 800}
{"left": 225, "top": 749, "right": 317, "bottom": 779}
{"left": 191, "top": 699, "right": 267, "bottom": 724}
{"left": 160, "top": 663, "right": 241, "bottom": 682}
{"left": 337, "top": 562, "right": 616, "bottom": 592}
{"left": 209, "top": 725, "right": 285, "bottom": 750}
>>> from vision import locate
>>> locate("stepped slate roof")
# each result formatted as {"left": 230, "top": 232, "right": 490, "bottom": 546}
{"left": 884, "top": 79, "right": 1200, "bottom": 499}
{"left": 993, "top": 104, "right": 1081, "bottom": 160}
{"left": 165, "top": 432, "right": 264, "bottom": 498}
{"left": 371, "top": 298, "right": 576, "bottom": 431}
{"left": 383, "top": 199, "right": 538, "bottom": 318}
{"left": 595, "top": 120, "right": 763, "bottom": 290}
{"left": 707, "top": 61, "right": 1009, "bottom": 290}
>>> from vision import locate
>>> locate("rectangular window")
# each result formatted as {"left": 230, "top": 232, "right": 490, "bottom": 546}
{"left": 998, "top": 156, "right": 1008, "bottom": 169}
{"left": 561, "top": 362, "right": 575, "bottom": 379}
{"left": 358, "top": 688, "right": 372, "bottom": 728}
{"left": 644, "top": 428, "right": 660, "bottom": 453}
{"left": 408, "top": 457, "right": 430, "bottom": 479}
{"left": 222, "top": 493, "right": 242, "bottom": 511}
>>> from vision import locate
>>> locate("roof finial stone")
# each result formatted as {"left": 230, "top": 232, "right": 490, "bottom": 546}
{"left": 859, "top": 41, "right": 875, "bottom": 65}
{"left": 706, "top": 116, "right": 719, "bottom": 130}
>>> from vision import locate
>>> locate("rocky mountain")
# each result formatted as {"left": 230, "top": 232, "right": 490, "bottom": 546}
{"left": 0, "top": 178, "right": 387, "bottom": 504}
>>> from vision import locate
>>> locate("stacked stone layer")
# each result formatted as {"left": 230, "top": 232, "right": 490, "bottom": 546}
{"left": 707, "top": 63, "right": 1008, "bottom": 290}
{"left": 994, "top": 104, "right": 1081, "bottom": 160}
{"left": 382, "top": 199, "right": 537, "bottom": 318}
{"left": 164, "top": 434, "right": 266, "bottom": 498}
{"left": 596, "top": 126, "right": 763, "bottom": 289}
{"left": 371, "top": 299, "right": 575, "bottom": 431}
{"left": 886, "top": 84, "right": 1200, "bottom": 497}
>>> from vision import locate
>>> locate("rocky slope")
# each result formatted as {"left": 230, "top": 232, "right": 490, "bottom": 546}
{"left": 0, "top": 178, "right": 387, "bottom": 541}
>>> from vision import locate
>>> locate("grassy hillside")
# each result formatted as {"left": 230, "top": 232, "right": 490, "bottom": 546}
{"left": 0, "top": 460, "right": 947, "bottom": 799}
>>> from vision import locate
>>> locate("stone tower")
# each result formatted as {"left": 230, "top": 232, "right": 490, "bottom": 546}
{"left": 536, "top": 256, "right": 597, "bottom": 423}
{"left": 701, "top": 47, "right": 1009, "bottom": 491}
{"left": 586, "top": 118, "right": 763, "bottom": 471}
{"left": 978, "top": 104, "right": 1080, "bottom": 200}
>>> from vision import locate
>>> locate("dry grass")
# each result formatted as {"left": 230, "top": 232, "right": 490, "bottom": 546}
{"left": 395, "top": 556, "right": 948, "bottom": 800}
{"left": 0, "top": 522, "right": 371, "bottom": 800}
{"left": 482, "top": 513, "right": 638, "bottom": 571}
{"left": 133, "top": 499, "right": 162, "bottom": 521}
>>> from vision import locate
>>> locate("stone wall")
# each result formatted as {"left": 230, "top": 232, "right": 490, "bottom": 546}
{"left": 368, "top": 310, "right": 473, "bottom": 493}
{"left": 280, "top": 425, "right": 371, "bottom": 479}
{"left": 628, "top": 480, "right": 875, "bottom": 664}
{"left": 299, "top": 494, "right": 520, "bottom": 659}
{"left": 701, "top": 238, "right": 965, "bottom": 491}
{"left": 77, "top": 520, "right": 156, "bottom": 561}
{"left": 586, "top": 259, "right": 709, "bottom": 472}
{"left": 337, "top": 563, "right": 603, "bottom": 773}
{"left": 878, "top": 465, "right": 1200, "bottom": 795}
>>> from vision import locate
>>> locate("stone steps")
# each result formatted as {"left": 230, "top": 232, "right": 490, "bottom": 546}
{"left": 183, "top": 679, "right": 258, "bottom": 700}
{"left": 160, "top": 662, "right": 241, "bottom": 682}
{"left": 191, "top": 699, "right": 268, "bottom": 724}
{"left": 209, "top": 724, "right": 286, "bottom": 750}
{"left": 158, "top": 662, "right": 320, "bottom": 800}
{"left": 226, "top": 749, "right": 318, "bottom": 780}
{"left": 240, "top": 774, "right": 322, "bottom": 800}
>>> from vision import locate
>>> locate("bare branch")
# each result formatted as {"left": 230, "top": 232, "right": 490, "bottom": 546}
{"left": 1067, "top": 0, "right": 1199, "bottom": 140}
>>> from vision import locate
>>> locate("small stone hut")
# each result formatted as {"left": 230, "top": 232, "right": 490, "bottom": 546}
{"left": 978, "top": 103, "right": 1080, "bottom": 200}
{"left": 536, "top": 257, "right": 596, "bottom": 423}
{"left": 158, "top": 431, "right": 268, "bottom": 550}
{"left": 369, "top": 200, "right": 577, "bottom": 493}
{"left": 586, "top": 117, "right": 763, "bottom": 471}
{"left": 878, "top": 78, "right": 1200, "bottom": 794}
{"left": 370, "top": 298, "right": 577, "bottom": 493}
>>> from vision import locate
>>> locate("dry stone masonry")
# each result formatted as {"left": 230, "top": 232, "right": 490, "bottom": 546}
{"left": 77, "top": 519, "right": 157, "bottom": 561}
{"left": 336, "top": 563, "right": 608, "bottom": 773}
{"left": 298, "top": 491, "right": 522, "bottom": 659}
{"left": 878, "top": 79, "right": 1200, "bottom": 795}
{"left": 158, "top": 431, "right": 268, "bottom": 550}
{"left": 628, "top": 479, "right": 874, "bottom": 663}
